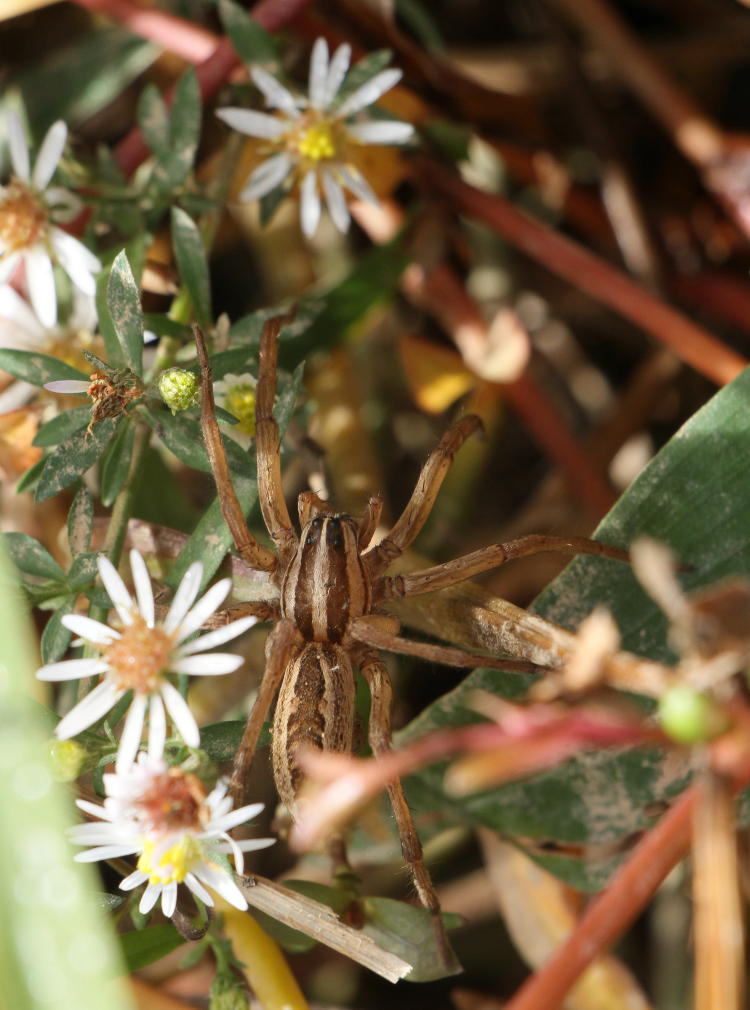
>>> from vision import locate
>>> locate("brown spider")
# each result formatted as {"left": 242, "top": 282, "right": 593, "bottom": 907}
{"left": 194, "top": 315, "right": 628, "bottom": 964}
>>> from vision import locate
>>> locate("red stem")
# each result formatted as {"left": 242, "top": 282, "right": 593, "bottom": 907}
{"left": 72, "top": 0, "right": 218, "bottom": 62}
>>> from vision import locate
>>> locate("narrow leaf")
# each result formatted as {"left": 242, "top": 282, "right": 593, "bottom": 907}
{"left": 100, "top": 420, "right": 136, "bottom": 508}
{"left": 218, "top": 0, "right": 278, "bottom": 65}
{"left": 67, "top": 551, "right": 103, "bottom": 591}
{"left": 67, "top": 487, "right": 94, "bottom": 555}
{"left": 171, "top": 207, "right": 212, "bottom": 328}
{"left": 107, "top": 251, "right": 144, "bottom": 376}
{"left": 35, "top": 417, "right": 120, "bottom": 503}
{"left": 41, "top": 603, "right": 74, "bottom": 663}
{"left": 120, "top": 924, "right": 185, "bottom": 972}
{"left": 33, "top": 406, "right": 91, "bottom": 447}
{"left": 4, "top": 532, "right": 65, "bottom": 581}
{"left": 137, "top": 83, "right": 169, "bottom": 156}
{"left": 0, "top": 349, "right": 87, "bottom": 388}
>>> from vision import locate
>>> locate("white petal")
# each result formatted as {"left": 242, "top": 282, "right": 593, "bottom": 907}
{"left": 161, "top": 881, "right": 178, "bottom": 918}
{"left": 24, "top": 247, "right": 57, "bottom": 328}
{"left": 50, "top": 229, "right": 100, "bottom": 295}
{"left": 172, "top": 653, "right": 244, "bottom": 676}
{"left": 7, "top": 111, "right": 30, "bottom": 182}
{"left": 129, "top": 550, "right": 155, "bottom": 628}
{"left": 337, "top": 68, "right": 402, "bottom": 117}
{"left": 308, "top": 37, "right": 329, "bottom": 109}
{"left": 115, "top": 693, "right": 148, "bottom": 773}
{"left": 0, "top": 380, "right": 35, "bottom": 413}
{"left": 98, "top": 554, "right": 136, "bottom": 626}
{"left": 120, "top": 870, "right": 148, "bottom": 891}
{"left": 62, "top": 614, "right": 120, "bottom": 645}
{"left": 164, "top": 562, "right": 203, "bottom": 634}
{"left": 216, "top": 107, "right": 287, "bottom": 140}
{"left": 44, "top": 379, "right": 90, "bottom": 394}
{"left": 220, "top": 831, "right": 245, "bottom": 874}
{"left": 338, "top": 164, "right": 378, "bottom": 204}
{"left": 175, "top": 577, "right": 231, "bottom": 643}
{"left": 55, "top": 681, "right": 123, "bottom": 739}
{"left": 251, "top": 67, "right": 301, "bottom": 114}
{"left": 194, "top": 863, "right": 247, "bottom": 910}
{"left": 239, "top": 152, "right": 293, "bottom": 203}
{"left": 176, "top": 615, "right": 258, "bottom": 656}
{"left": 184, "top": 872, "right": 213, "bottom": 906}
{"left": 324, "top": 44, "right": 352, "bottom": 107}
{"left": 139, "top": 882, "right": 162, "bottom": 914}
{"left": 74, "top": 845, "right": 141, "bottom": 862}
{"left": 33, "top": 120, "right": 67, "bottom": 189}
{"left": 37, "top": 657, "right": 109, "bottom": 681}
{"left": 218, "top": 837, "right": 276, "bottom": 854}
{"left": 299, "top": 171, "right": 321, "bottom": 237}
{"left": 0, "top": 283, "right": 44, "bottom": 338}
{"left": 46, "top": 186, "right": 82, "bottom": 224}
{"left": 321, "top": 169, "right": 350, "bottom": 232}
{"left": 75, "top": 798, "right": 111, "bottom": 819}
{"left": 209, "top": 802, "right": 265, "bottom": 833}
{"left": 160, "top": 681, "right": 200, "bottom": 747}
{"left": 148, "top": 693, "right": 166, "bottom": 760}
{"left": 347, "top": 120, "right": 414, "bottom": 145}
{"left": 0, "top": 252, "right": 20, "bottom": 282}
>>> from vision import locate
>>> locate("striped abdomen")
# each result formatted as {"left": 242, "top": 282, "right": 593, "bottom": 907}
{"left": 280, "top": 514, "right": 371, "bottom": 643}
{"left": 271, "top": 642, "right": 355, "bottom": 813}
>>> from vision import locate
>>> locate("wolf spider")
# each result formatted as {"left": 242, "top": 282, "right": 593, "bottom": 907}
{"left": 194, "top": 315, "right": 628, "bottom": 964}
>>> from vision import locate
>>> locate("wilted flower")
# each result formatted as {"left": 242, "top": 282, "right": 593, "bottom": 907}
{"left": 0, "top": 112, "right": 101, "bottom": 326}
{"left": 216, "top": 38, "right": 413, "bottom": 237}
{"left": 69, "top": 754, "right": 275, "bottom": 915}
{"left": 37, "top": 549, "right": 256, "bottom": 771}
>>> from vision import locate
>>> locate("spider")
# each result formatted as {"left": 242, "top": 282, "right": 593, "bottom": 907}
{"left": 194, "top": 315, "right": 628, "bottom": 964}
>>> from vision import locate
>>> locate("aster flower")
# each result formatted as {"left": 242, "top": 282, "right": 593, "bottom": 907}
{"left": 216, "top": 38, "right": 414, "bottom": 237}
{"left": 214, "top": 371, "right": 257, "bottom": 449}
{"left": 1, "top": 111, "right": 101, "bottom": 327}
{"left": 69, "top": 753, "right": 275, "bottom": 915}
{"left": 37, "top": 549, "right": 256, "bottom": 771}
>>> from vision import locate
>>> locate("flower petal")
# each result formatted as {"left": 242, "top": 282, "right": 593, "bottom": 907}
{"left": 321, "top": 169, "right": 350, "bottom": 232}
{"left": 324, "top": 44, "right": 352, "bottom": 107}
{"left": 115, "top": 693, "right": 148, "bottom": 773}
{"left": 74, "top": 845, "right": 141, "bottom": 862}
{"left": 0, "top": 283, "right": 44, "bottom": 340}
{"left": 44, "top": 379, "right": 90, "bottom": 394}
{"left": 209, "top": 802, "right": 265, "bottom": 833}
{"left": 194, "top": 862, "right": 248, "bottom": 910}
{"left": 184, "top": 872, "right": 213, "bottom": 906}
{"left": 139, "top": 882, "right": 162, "bottom": 914}
{"left": 129, "top": 550, "right": 155, "bottom": 628}
{"left": 164, "top": 561, "right": 203, "bottom": 634}
{"left": 338, "top": 164, "right": 378, "bottom": 204}
{"left": 75, "top": 798, "right": 111, "bottom": 820}
{"left": 308, "top": 37, "right": 329, "bottom": 109}
{"left": 24, "top": 247, "right": 57, "bottom": 328}
{"left": 120, "top": 870, "right": 148, "bottom": 891}
{"left": 148, "top": 693, "right": 166, "bottom": 761}
{"left": 251, "top": 66, "right": 301, "bottom": 114}
{"left": 172, "top": 653, "right": 244, "bottom": 676}
{"left": 161, "top": 881, "right": 178, "bottom": 918}
{"left": 37, "top": 657, "right": 109, "bottom": 681}
{"left": 160, "top": 681, "right": 200, "bottom": 747}
{"left": 33, "top": 120, "right": 67, "bottom": 189}
{"left": 337, "top": 68, "right": 402, "bottom": 117}
{"left": 239, "top": 152, "right": 293, "bottom": 203}
{"left": 98, "top": 554, "right": 136, "bottom": 626}
{"left": 347, "top": 120, "right": 414, "bottom": 145}
{"left": 216, "top": 107, "right": 287, "bottom": 140}
{"left": 176, "top": 615, "right": 258, "bottom": 657}
{"left": 7, "top": 111, "right": 30, "bottom": 182}
{"left": 174, "top": 577, "right": 231, "bottom": 643}
{"left": 62, "top": 614, "right": 120, "bottom": 645}
{"left": 300, "top": 171, "right": 321, "bottom": 237}
{"left": 55, "top": 680, "right": 124, "bottom": 739}
{"left": 50, "top": 229, "right": 100, "bottom": 295}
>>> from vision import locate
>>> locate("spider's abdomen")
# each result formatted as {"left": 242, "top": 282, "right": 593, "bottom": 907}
{"left": 272, "top": 641, "right": 355, "bottom": 813}
{"left": 280, "top": 514, "right": 371, "bottom": 643}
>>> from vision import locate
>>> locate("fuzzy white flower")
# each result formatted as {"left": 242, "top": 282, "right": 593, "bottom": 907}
{"left": 216, "top": 38, "right": 414, "bottom": 237}
{"left": 69, "top": 753, "right": 275, "bottom": 915}
{"left": 0, "top": 111, "right": 101, "bottom": 327}
{"left": 37, "top": 549, "right": 256, "bottom": 771}
{"left": 214, "top": 371, "right": 257, "bottom": 449}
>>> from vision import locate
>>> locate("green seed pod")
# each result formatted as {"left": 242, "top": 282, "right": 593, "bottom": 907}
{"left": 658, "top": 686, "right": 716, "bottom": 745}
{"left": 158, "top": 367, "right": 199, "bottom": 414}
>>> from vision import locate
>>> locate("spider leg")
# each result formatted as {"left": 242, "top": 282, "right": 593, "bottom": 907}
{"left": 200, "top": 599, "right": 280, "bottom": 629}
{"left": 256, "top": 313, "right": 299, "bottom": 568}
{"left": 381, "top": 534, "right": 631, "bottom": 599}
{"left": 297, "top": 489, "right": 337, "bottom": 526}
{"left": 230, "top": 618, "right": 302, "bottom": 805}
{"left": 357, "top": 494, "right": 384, "bottom": 551}
{"left": 356, "top": 646, "right": 459, "bottom": 973}
{"left": 194, "top": 324, "right": 278, "bottom": 574}
{"left": 349, "top": 616, "right": 548, "bottom": 674}
{"left": 364, "top": 415, "right": 482, "bottom": 578}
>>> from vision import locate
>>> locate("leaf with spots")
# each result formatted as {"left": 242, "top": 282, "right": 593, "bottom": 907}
{"left": 35, "top": 417, "right": 120, "bottom": 503}
{"left": 107, "top": 251, "right": 144, "bottom": 376}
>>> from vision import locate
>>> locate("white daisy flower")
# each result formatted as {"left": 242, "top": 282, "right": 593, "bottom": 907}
{"left": 37, "top": 549, "right": 257, "bottom": 772}
{"left": 0, "top": 111, "right": 101, "bottom": 327}
{"left": 214, "top": 371, "right": 257, "bottom": 449}
{"left": 216, "top": 38, "right": 414, "bottom": 237}
{"left": 69, "top": 753, "right": 275, "bottom": 916}
{"left": 0, "top": 284, "right": 97, "bottom": 412}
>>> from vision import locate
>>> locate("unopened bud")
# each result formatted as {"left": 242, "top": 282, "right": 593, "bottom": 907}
{"left": 658, "top": 686, "right": 721, "bottom": 745}
{"left": 50, "top": 738, "right": 88, "bottom": 781}
{"left": 159, "top": 368, "right": 199, "bottom": 414}
{"left": 209, "top": 977, "right": 250, "bottom": 1010}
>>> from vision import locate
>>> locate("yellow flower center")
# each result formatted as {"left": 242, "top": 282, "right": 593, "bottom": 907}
{"left": 296, "top": 121, "right": 337, "bottom": 162}
{"left": 0, "top": 181, "right": 48, "bottom": 253}
{"left": 225, "top": 383, "right": 257, "bottom": 437}
{"left": 137, "top": 835, "right": 202, "bottom": 885}
{"left": 104, "top": 614, "right": 176, "bottom": 693}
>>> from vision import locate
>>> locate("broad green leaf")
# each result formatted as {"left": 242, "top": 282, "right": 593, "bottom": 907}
{"left": 108, "top": 251, "right": 144, "bottom": 376}
{"left": 67, "top": 487, "right": 94, "bottom": 555}
{"left": 147, "top": 408, "right": 211, "bottom": 473}
{"left": 4, "top": 533, "right": 65, "bottom": 581}
{"left": 100, "top": 420, "right": 137, "bottom": 508}
{"left": 200, "top": 719, "right": 245, "bottom": 761}
{"left": 171, "top": 207, "right": 212, "bottom": 328}
{"left": 35, "top": 418, "right": 120, "bottom": 503}
{"left": 362, "top": 898, "right": 462, "bottom": 982}
{"left": 120, "top": 924, "right": 185, "bottom": 972}
{"left": 137, "top": 83, "right": 170, "bottom": 156}
{"left": 400, "top": 365, "right": 750, "bottom": 890}
{"left": 0, "top": 349, "right": 87, "bottom": 388}
{"left": 34, "top": 406, "right": 91, "bottom": 447}
{"left": 0, "top": 542, "right": 133, "bottom": 1010}
{"left": 40, "top": 602, "right": 74, "bottom": 663}
{"left": 218, "top": 0, "right": 278, "bottom": 65}
{"left": 67, "top": 552, "right": 103, "bottom": 592}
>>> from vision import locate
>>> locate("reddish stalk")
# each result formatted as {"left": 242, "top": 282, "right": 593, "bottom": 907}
{"left": 72, "top": 0, "right": 219, "bottom": 62}
{"left": 422, "top": 162, "right": 748, "bottom": 387}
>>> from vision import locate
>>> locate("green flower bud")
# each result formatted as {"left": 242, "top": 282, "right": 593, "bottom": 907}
{"left": 49, "top": 738, "right": 88, "bottom": 781}
{"left": 158, "top": 368, "right": 199, "bottom": 414}
{"left": 209, "top": 976, "right": 250, "bottom": 1010}
{"left": 658, "top": 686, "right": 718, "bottom": 745}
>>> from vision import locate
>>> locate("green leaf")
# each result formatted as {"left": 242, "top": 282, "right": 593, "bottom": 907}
{"left": 150, "top": 69, "right": 201, "bottom": 193}
{"left": 137, "top": 83, "right": 170, "bottom": 156}
{"left": 67, "top": 552, "right": 103, "bottom": 591}
{"left": 4, "top": 533, "right": 65, "bottom": 580}
{"left": 142, "top": 314, "right": 193, "bottom": 342}
{"left": 362, "top": 898, "right": 461, "bottom": 982}
{"left": 218, "top": 0, "right": 278, "bottom": 65}
{"left": 67, "top": 487, "right": 94, "bottom": 555}
{"left": 15, "top": 454, "right": 47, "bottom": 494}
{"left": 0, "top": 349, "right": 87, "bottom": 387}
{"left": 100, "top": 420, "right": 137, "bottom": 508}
{"left": 147, "top": 408, "right": 210, "bottom": 473}
{"left": 35, "top": 417, "right": 120, "bottom": 503}
{"left": 394, "top": 0, "right": 445, "bottom": 52}
{"left": 400, "top": 365, "right": 750, "bottom": 890}
{"left": 108, "top": 251, "right": 144, "bottom": 376}
{"left": 96, "top": 270, "right": 124, "bottom": 368}
{"left": 41, "top": 603, "right": 74, "bottom": 663}
{"left": 171, "top": 207, "right": 212, "bottom": 328}
{"left": 120, "top": 924, "right": 185, "bottom": 972}
{"left": 33, "top": 406, "right": 91, "bottom": 447}
{"left": 200, "top": 719, "right": 245, "bottom": 761}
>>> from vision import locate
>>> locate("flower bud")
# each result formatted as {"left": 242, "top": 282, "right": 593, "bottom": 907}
{"left": 658, "top": 686, "right": 719, "bottom": 745}
{"left": 49, "top": 738, "right": 88, "bottom": 781}
{"left": 158, "top": 368, "right": 199, "bottom": 414}
{"left": 209, "top": 977, "right": 250, "bottom": 1010}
